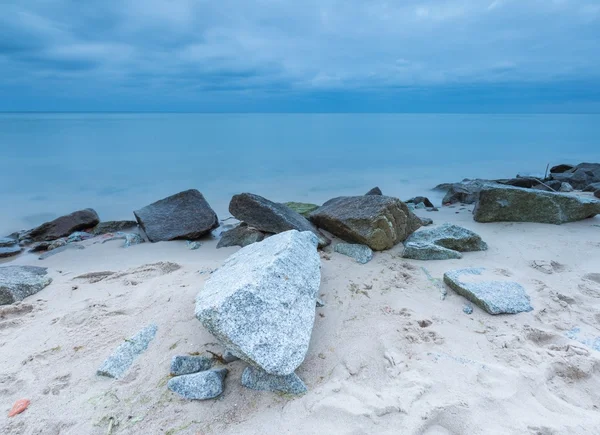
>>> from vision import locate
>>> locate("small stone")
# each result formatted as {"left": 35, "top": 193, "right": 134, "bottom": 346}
{"left": 463, "top": 305, "right": 473, "bottom": 315}
{"left": 97, "top": 324, "right": 158, "bottom": 379}
{"left": 334, "top": 243, "right": 373, "bottom": 264}
{"left": 222, "top": 351, "right": 240, "bottom": 363}
{"left": 406, "top": 196, "right": 434, "bottom": 208}
{"left": 559, "top": 182, "right": 574, "bottom": 193}
{"left": 241, "top": 366, "right": 307, "bottom": 395}
{"left": 167, "top": 369, "right": 228, "bottom": 400}
{"left": 170, "top": 355, "right": 213, "bottom": 376}
{"left": 217, "top": 226, "right": 265, "bottom": 249}
{"left": 315, "top": 298, "right": 325, "bottom": 307}
{"left": 186, "top": 241, "right": 202, "bottom": 250}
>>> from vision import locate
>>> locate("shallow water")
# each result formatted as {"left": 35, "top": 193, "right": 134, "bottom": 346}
{"left": 0, "top": 113, "right": 598, "bottom": 235}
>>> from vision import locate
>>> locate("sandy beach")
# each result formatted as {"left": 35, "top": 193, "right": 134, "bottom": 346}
{"left": 2, "top": 197, "right": 600, "bottom": 435}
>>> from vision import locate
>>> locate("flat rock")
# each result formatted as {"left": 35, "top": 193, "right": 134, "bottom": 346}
{"left": 473, "top": 185, "right": 600, "bottom": 224}
{"left": 27, "top": 208, "right": 100, "bottom": 242}
{"left": 241, "top": 366, "right": 307, "bottom": 395}
{"left": 195, "top": 230, "right": 321, "bottom": 376}
{"left": 134, "top": 189, "right": 219, "bottom": 242}
{"left": 170, "top": 355, "right": 213, "bottom": 376}
{"left": 229, "top": 193, "right": 329, "bottom": 248}
{"left": 0, "top": 266, "right": 52, "bottom": 305}
{"left": 334, "top": 243, "right": 373, "bottom": 264}
{"left": 283, "top": 202, "right": 320, "bottom": 217}
{"left": 167, "top": 369, "right": 228, "bottom": 400}
{"left": 365, "top": 187, "right": 382, "bottom": 195}
{"left": 217, "top": 225, "right": 265, "bottom": 249}
{"left": 309, "top": 195, "right": 421, "bottom": 251}
{"left": 402, "top": 223, "right": 487, "bottom": 260}
{"left": 97, "top": 324, "right": 158, "bottom": 379}
{"left": 0, "top": 245, "right": 22, "bottom": 258}
{"left": 39, "top": 244, "right": 85, "bottom": 260}
{"left": 443, "top": 268, "right": 533, "bottom": 314}
{"left": 91, "top": 220, "right": 138, "bottom": 235}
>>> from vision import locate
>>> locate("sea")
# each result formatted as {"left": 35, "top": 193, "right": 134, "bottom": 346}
{"left": 0, "top": 113, "right": 598, "bottom": 235}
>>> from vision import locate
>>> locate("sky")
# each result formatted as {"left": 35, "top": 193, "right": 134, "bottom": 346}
{"left": 1, "top": 0, "right": 599, "bottom": 112}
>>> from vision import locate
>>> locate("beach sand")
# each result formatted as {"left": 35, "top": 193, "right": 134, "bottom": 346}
{"left": 1, "top": 205, "right": 600, "bottom": 434}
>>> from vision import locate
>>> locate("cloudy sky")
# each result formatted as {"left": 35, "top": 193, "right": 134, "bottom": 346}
{"left": 1, "top": 0, "right": 599, "bottom": 112}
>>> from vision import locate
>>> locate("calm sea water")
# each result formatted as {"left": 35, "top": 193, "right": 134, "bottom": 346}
{"left": 0, "top": 113, "right": 598, "bottom": 235}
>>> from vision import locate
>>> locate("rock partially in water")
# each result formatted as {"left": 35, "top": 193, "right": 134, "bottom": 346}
{"left": 230, "top": 193, "right": 329, "bottom": 248}
{"left": 402, "top": 223, "right": 487, "bottom": 260}
{"left": 443, "top": 268, "right": 533, "bottom": 315}
{"left": 97, "top": 324, "right": 158, "bottom": 379}
{"left": 167, "top": 369, "right": 228, "bottom": 400}
{"left": 309, "top": 195, "right": 421, "bottom": 251}
{"left": 473, "top": 185, "right": 600, "bottom": 224}
{"left": 195, "top": 230, "right": 321, "bottom": 376}
{"left": 27, "top": 209, "right": 100, "bottom": 242}
{"left": 365, "top": 187, "right": 382, "bottom": 196}
{"left": 334, "top": 243, "right": 373, "bottom": 264}
{"left": 284, "top": 202, "right": 320, "bottom": 217}
{"left": 134, "top": 189, "right": 219, "bottom": 242}
{"left": 241, "top": 366, "right": 307, "bottom": 395}
{"left": 0, "top": 266, "right": 52, "bottom": 305}
{"left": 217, "top": 225, "right": 265, "bottom": 249}
{"left": 91, "top": 221, "right": 138, "bottom": 235}
{"left": 170, "top": 355, "right": 213, "bottom": 376}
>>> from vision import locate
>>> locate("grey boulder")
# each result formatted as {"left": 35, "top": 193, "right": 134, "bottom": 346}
{"left": 26, "top": 208, "right": 99, "bottom": 242}
{"left": 229, "top": 193, "right": 329, "bottom": 248}
{"left": 438, "top": 179, "right": 492, "bottom": 205}
{"left": 134, "top": 189, "right": 219, "bottom": 242}
{"left": 241, "top": 366, "right": 307, "bottom": 395}
{"left": 195, "top": 230, "right": 321, "bottom": 376}
{"left": 309, "top": 195, "right": 421, "bottom": 251}
{"left": 402, "top": 223, "right": 488, "bottom": 260}
{"left": 168, "top": 368, "right": 228, "bottom": 400}
{"left": 170, "top": 355, "right": 213, "bottom": 376}
{"left": 444, "top": 268, "right": 533, "bottom": 315}
{"left": 217, "top": 225, "right": 265, "bottom": 249}
{"left": 365, "top": 187, "right": 382, "bottom": 195}
{"left": 0, "top": 266, "right": 52, "bottom": 305}
{"left": 473, "top": 185, "right": 600, "bottom": 224}
{"left": 550, "top": 162, "right": 600, "bottom": 189}
{"left": 334, "top": 243, "right": 373, "bottom": 264}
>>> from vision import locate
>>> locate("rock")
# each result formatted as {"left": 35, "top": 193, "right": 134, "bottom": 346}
{"left": 463, "top": 305, "right": 474, "bottom": 314}
{"left": 406, "top": 197, "right": 434, "bottom": 208}
{"left": 365, "top": 187, "right": 382, "bottom": 195}
{"left": 334, "top": 243, "right": 373, "bottom": 264}
{"left": 0, "top": 237, "right": 17, "bottom": 248}
{"left": 550, "top": 164, "right": 575, "bottom": 174}
{"left": 241, "top": 366, "right": 307, "bottom": 395}
{"left": 66, "top": 231, "right": 94, "bottom": 243}
{"left": 167, "top": 369, "right": 228, "bottom": 400}
{"left": 419, "top": 217, "right": 433, "bottom": 226}
{"left": 532, "top": 180, "right": 562, "bottom": 192}
{"left": 0, "top": 243, "right": 22, "bottom": 258}
{"left": 473, "top": 185, "right": 600, "bottom": 224}
{"left": 440, "top": 180, "right": 493, "bottom": 205}
{"left": 444, "top": 268, "right": 532, "bottom": 314}
{"left": 91, "top": 221, "right": 138, "bottom": 235}
{"left": 497, "top": 177, "right": 542, "bottom": 189}
{"left": 48, "top": 239, "right": 67, "bottom": 250}
{"left": 415, "top": 202, "right": 426, "bottom": 210}
{"left": 97, "top": 324, "right": 158, "bottom": 379}
{"left": 284, "top": 202, "right": 320, "bottom": 217}
{"left": 186, "top": 241, "right": 202, "bottom": 250}
{"left": 26, "top": 209, "right": 100, "bottom": 242}
{"left": 39, "top": 244, "right": 85, "bottom": 260}
{"left": 402, "top": 223, "right": 487, "bottom": 260}
{"left": 0, "top": 266, "right": 52, "bottom": 305}
{"left": 559, "top": 182, "right": 574, "bottom": 193}
{"left": 195, "top": 230, "right": 321, "bottom": 376}
{"left": 134, "top": 189, "right": 219, "bottom": 242}
{"left": 315, "top": 298, "right": 325, "bottom": 307}
{"left": 309, "top": 195, "right": 421, "bottom": 251}
{"left": 170, "top": 355, "right": 213, "bottom": 376}
{"left": 222, "top": 351, "right": 240, "bottom": 363}
{"left": 102, "top": 232, "right": 144, "bottom": 248}
{"left": 583, "top": 182, "right": 600, "bottom": 192}
{"left": 217, "top": 225, "right": 265, "bottom": 249}
{"left": 229, "top": 193, "right": 329, "bottom": 248}
{"left": 550, "top": 163, "right": 600, "bottom": 189}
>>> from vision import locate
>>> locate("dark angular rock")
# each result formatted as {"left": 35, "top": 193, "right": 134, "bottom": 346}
{"left": 365, "top": 187, "right": 382, "bottom": 195}
{"left": 403, "top": 223, "right": 487, "bottom": 260}
{"left": 229, "top": 193, "right": 329, "bottom": 248}
{"left": 170, "top": 355, "right": 213, "bottom": 376}
{"left": 168, "top": 369, "right": 228, "bottom": 400}
{"left": 0, "top": 266, "right": 52, "bottom": 305}
{"left": 473, "top": 185, "right": 600, "bottom": 224}
{"left": 550, "top": 163, "right": 600, "bottom": 189}
{"left": 406, "top": 197, "right": 434, "bottom": 208}
{"left": 91, "top": 221, "right": 138, "bottom": 235}
{"left": 241, "top": 366, "right": 307, "bottom": 395}
{"left": 309, "top": 195, "right": 421, "bottom": 251}
{"left": 217, "top": 225, "right": 265, "bottom": 249}
{"left": 27, "top": 209, "right": 100, "bottom": 242}
{"left": 284, "top": 202, "right": 320, "bottom": 217}
{"left": 550, "top": 164, "right": 575, "bottom": 174}
{"left": 134, "top": 189, "right": 219, "bottom": 242}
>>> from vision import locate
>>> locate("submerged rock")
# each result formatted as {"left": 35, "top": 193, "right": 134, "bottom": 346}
{"left": 195, "top": 230, "right": 321, "bottom": 376}
{"left": 170, "top": 355, "right": 213, "bottom": 376}
{"left": 217, "top": 225, "right": 265, "bottom": 249}
{"left": 473, "top": 185, "right": 600, "bottom": 224}
{"left": 334, "top": 243, "right": 373, "bottom": 264}
{"left": 309, "top": 195, "right": 421, "bottom": 251}
{"left": 443, "top": 268, "right": 533, "bottom": 315}
{"left": 230, "top": 193, "right": 329, "bottom": 248}
{"left": 365, "top": 187, "right": 383, "bottom": 196}
{"left": 284, "top": 202, "right": 320, "bottom": 217}
{"left": 241, "top": 366, "right": 307, "bottom": 395}
{"left": 97, "top": 324, "right": 158, "bottom": 379}
{"left": 0, "top": 266, "right": 52, "bottom": 305}
{"left": 91, "top": 221, "right": 138, "bottom": 235}
{"left": 27, "top": 208, "right": 100, "bottom": 242}
{"left": 402, "top": 223, "right": 487, "bottom": 260}
{"left": 134, "top": 189, "right": 219, "bottom": 242}
{"left": 167, "top": 369, "right": 228, "bottom": 400}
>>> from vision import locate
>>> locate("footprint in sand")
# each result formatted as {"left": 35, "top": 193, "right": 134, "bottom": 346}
{"left": 74, "top": 262, "right": 181, "bottom": 286}
{"left": 578, "top": 274, "right": 600, "bottom": 298}
{"left": 0, "top": 303, "right": 34, "bottom": 331}
{"left": 545, "top": 357, "right": 600, "bottom": 411}
{"left": 42, "top": 374, "right": 71, "bottom": 396}
{"left": 417, "top": 404, "right": 472, "bottom": 435}
{"left": 530, "top": 260, "right": 566, "bottom": 275}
